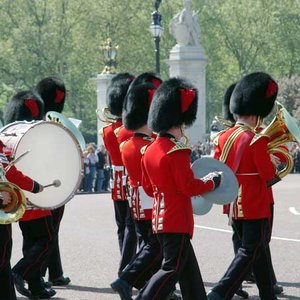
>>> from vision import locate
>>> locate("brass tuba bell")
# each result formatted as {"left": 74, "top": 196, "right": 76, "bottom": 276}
{"left": 0, "top": 167, "right": 26, "bottom": 224}
{"left": 96, "top": 107, "right": 117, "bottom": 124}
{"left": 261, "top": 102, "right": 300, "bottom": 185}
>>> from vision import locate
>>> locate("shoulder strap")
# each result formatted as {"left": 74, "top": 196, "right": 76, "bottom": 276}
{"left": 219, "top": 127, "right": 253, "bottom": 173}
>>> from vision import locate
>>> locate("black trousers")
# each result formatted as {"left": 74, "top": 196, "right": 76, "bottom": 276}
{"left": 41, "top": 205, "right": 65, "bottom": 280}
{"left": 138, "top": 233, "right": 207, "bottom": 300}
{"left": 113, "top": 201, "right": 137, "bottom": 275}
{"left": 213, "top": 219, "right": 276, "bottom": 300}
{"left": 13, "top": 216, "right": 54, "bottom": 293}
{"left": 120, "top": 220, "right": 162, "bottom": 290}
{"left": 0, "top": 224, "right": 17, "bottom": 300}
{"left": 232, "top": 204, "right": 277, "bottom": 285}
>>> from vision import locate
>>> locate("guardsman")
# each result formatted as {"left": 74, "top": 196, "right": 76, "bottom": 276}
{"left": 136, "top": 77, "right": 222, "bottom": 300}
{"left": 208, "top": 72, "right": 279, "bottom": 300}
{"left": 100, "top": 73, "right": 137, "bottom": 276}
{"left": 3, "top": 90, "right": 56, "bottom": 299}
{"left": 111, "top": 73, "right": 177, "bottom": 300}
{"left": 35, "top": 76, "right": 71, "bottom": 287}
{"left": 0, "top": 142, "right": 44, "bottom": 300}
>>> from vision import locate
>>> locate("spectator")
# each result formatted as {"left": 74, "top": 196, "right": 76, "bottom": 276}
{"left": 86, "top": 144, "right": 99, "bottom": 192}
{"left": 95, "top": 145, "right": 106, "bottom": 192}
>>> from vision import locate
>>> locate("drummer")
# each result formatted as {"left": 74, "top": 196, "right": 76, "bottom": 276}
{"left": 3, "top": 90, "right": 57, "bottom": 299}
{"left": 0, "top": 148, "right": 45, "bottom": 300}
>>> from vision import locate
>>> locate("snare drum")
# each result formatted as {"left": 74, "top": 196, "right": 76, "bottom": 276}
{"left": 0, "top": 121, "right": 83, "bottom": 209}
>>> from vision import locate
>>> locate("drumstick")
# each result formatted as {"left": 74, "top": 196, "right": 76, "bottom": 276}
{"left": 5, "top": 150, "right": 31, "bottom": 173}
{"left": 44, "top": 180, "right": 61, "bottom": 188}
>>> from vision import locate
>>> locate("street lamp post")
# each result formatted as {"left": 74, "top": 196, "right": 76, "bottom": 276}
{"left": 149, "top": 0, "right": 163, "bottom": 75}
{"left": 100, "top": 38, "right": 119, "bottom": 74}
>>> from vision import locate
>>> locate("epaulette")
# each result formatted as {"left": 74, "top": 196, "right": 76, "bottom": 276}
{"left": 212, "top": 129, "right": 226, "bottom": 146}
{"left": 114, "top": 125, "right": 123, "bottom": 138}
{"left": 167, "top": 139, "right": 191, "bottom": 154}
{"left": 140, "top": 144, "right": 150, "bottom": 155}
{"left": 250, "top": 133, "right": 269, "bottom": 146}
{"left": 99, "top": 124, "right": 110, "bottom": 137}
{"left": 119, "top": 139, "right": 129, "bottom": 152}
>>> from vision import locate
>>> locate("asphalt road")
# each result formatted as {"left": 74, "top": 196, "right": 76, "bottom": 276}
{"left": 11, "top": 174, "right": 300, "bottom": 300}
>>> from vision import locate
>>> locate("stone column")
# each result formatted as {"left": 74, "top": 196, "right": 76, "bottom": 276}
{"left": 93, "top": 73, "right": 114, "bottom": 146}
{"left": 167, "top": 0, "right": 208, "bottom": 145}
{"left": 166, "top": 45, "right": 207, "bottom": 144}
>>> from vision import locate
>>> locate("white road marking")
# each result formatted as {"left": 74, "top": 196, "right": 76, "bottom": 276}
{"left": 194, "top": 224, "right": 300, "bottom": 243}
{"left": 289, "top": 207, "right": 300, "bottom": 215}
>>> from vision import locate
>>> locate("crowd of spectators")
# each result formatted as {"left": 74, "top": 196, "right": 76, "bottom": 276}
{"left": 79, "top": 143, "right": 111, "bottom": 193}
{"left": 79, "top": 139, "right": 300, "bottom": 194}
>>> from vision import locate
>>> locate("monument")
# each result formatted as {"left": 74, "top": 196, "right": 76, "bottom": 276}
{"left": 167, "top": 0, "right": 208, "bottom": 144}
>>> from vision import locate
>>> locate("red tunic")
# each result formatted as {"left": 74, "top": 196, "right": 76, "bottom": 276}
{"left": 214, "top": 124, "right": 276, "bottom": 219}
{"left": 141, "top": 135, "right": 215, "bottom": 238}
{"left": 101, "top": 120, "right": 133, "bottom": 200}
{"left": 0, "top": 144, "right": 50, "bottom": 221}
{"left": 121, "top": 133, "right": 154, "bottom": 221}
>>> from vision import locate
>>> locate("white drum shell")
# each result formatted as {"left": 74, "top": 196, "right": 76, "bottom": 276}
{"left": 0, "top": 121, "right": 83, "bottom": 209}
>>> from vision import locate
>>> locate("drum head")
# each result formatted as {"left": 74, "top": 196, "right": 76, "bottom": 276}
{"left": 192, "top": 196, "right": 213, "bottom": 215}
{"left": 12, "top": 121, "right": 83, "bottom": 209}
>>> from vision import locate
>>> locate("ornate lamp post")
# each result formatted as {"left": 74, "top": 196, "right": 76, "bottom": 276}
{"left": 100, "top": 38, "right": 118, "bottom": 74}
{"left": 149, "top": 0, "right": 163, "bottom": 75}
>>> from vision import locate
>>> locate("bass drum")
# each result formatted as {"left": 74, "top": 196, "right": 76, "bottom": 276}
{"left": 0, "top": 121, "right": 83, "bottom": 209}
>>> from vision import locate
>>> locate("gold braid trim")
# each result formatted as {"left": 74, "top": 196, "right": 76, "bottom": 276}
{"left": 219, "top": 127, "right": 244, "bottom": 163}
{"left": 119, "top": 140, "right": 129, "bottom": 152}
{"left": 140, "top": 145, "right": 149, "bottom": 155}
{"left": 114, "top": 125, "right": 123, "bottom": 138}
{"left": 167, "top": 141, "right": 191, "bottom": 154}
{"left": 249, "top": 133, "right": 269, "bottom": 146}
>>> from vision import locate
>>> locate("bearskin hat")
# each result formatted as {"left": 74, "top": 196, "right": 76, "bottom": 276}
{"left": 148, "top": 77, "right": 198, "bottom": 132}
{"left": 106, "top": 72, "right": 135, "bottom": 116}
{"left": 35, "top": 77, "right": 66, "bottom": 113}
{"left": 223, "top": 82, "right": 237, "bottom": 123}
{"left": 4, "top": 90, "right": 44, "bottom": 124}
{"left": 128, "top": 72, "right": 162, "bottom": 93}
{"left": 230, "top": 72, "right": 278, "bottom": 118}
{"left": 123, "top": 82, "right": 157, "bottom": 130}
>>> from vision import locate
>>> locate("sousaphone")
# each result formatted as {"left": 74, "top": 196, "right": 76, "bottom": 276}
{"left": 191, "top": 157, "right": 239, "bottom": 215}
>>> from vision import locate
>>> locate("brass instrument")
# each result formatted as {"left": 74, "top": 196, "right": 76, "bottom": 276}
{"left": 214, "top": 116, "right": 234, "bottom": 128}
{"left": 261, "top": 102, "right": 300, "bottom": 185}
{"left": 96, "top": 107, "right": 117, "bottom": 124}
{"left": 46, "top": 111, "right": 86, "bottom": 150}
{"left": 0, "top": 166, "right": 26, "bottom": 224}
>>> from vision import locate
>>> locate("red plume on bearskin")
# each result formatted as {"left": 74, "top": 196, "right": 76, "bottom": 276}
{"left": 230, "top": 72, "right": 277, "bottom": 118}
{"left": 265, "top": 80, "right": 278, "bottom": 99}
{"left": 24, "top": 99, "right": 39, "bottom": 118}
{"left": 35, "top": 77, "right": 66, "bottom": 113}
{"left": 3, "top": 90, "right": 44, "bottom": 124}
{"left": 179, "top": 89, "right": 196, "bottom": 113}
{"left": 148, "top": 77, "right": 198, "bottom": 133}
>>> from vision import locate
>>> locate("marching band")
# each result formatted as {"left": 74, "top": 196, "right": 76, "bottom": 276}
{"left": 0, "top": 70, "right": 295, "bottom": 300}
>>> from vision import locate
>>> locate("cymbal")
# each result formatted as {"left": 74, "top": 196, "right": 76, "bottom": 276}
{"left": 192, "top": 157, "right": 238, "bottom": 205}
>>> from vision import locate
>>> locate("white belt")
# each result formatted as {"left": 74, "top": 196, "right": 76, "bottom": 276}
{"left": 112, "top": 165, "right": 124, "bottom": 171}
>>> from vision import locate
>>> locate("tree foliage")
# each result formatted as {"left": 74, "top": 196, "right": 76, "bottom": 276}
{"left": 0, "top": 0, "right": 300, "bottom": 141}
